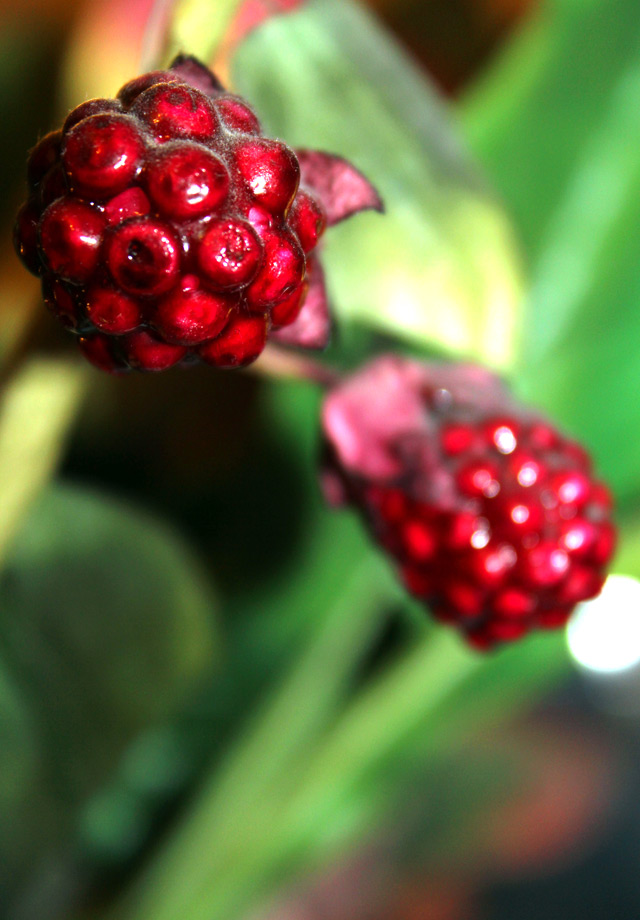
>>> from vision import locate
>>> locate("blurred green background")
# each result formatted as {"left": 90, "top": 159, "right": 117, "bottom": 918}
{"left": 2, "top": 1, "right": 640, "bottom": 919}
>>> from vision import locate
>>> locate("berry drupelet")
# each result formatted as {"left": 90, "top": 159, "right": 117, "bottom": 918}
{"left": 321, "top": 356, "right": 616, "bottom": 650}
{"left": 14, "top": 56, "right": 381, "bottom": 373}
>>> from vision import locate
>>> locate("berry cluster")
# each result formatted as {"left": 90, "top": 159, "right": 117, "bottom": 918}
{"left": 13, "top": 56, "right": 615, "bottom": 651}
{"left": 14, "top": 56, "right": 329, "bottom": 372}
{"left": 321, "top": 357, "right": 615, "bottom": 648}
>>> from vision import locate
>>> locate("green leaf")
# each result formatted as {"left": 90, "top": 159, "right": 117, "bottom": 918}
{"left": 115, "top": 553, "right": 397, "bottom": 920}
{"left": 0, "top": 654, "right": 39, "bottom": 829}
{"left": 0, "top": 656, "right": 48, "bottom": 905}
{"left": 222, "top": 631, "right": 567, "bottom": 920}
{"left": 460, "top": 0, "right": 640, "bottom": 498}
{"left": 0, "top": 481, "right": 217, "bottom": 890}
{"left": 116, "top": 625, "right": 569, "bottom": 920}
{"left": 610, "top": 512, "right": 640, "bottom": 578}
{"left": 233, "top": 0, "right": 524, "bottom": 371}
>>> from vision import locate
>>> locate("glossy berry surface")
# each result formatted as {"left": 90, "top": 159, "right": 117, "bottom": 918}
{"left": 13, "top": 55, "right": 332, "bottom": 373}
{"left": 321, "top": 356, "right": 616, "bottom": 650}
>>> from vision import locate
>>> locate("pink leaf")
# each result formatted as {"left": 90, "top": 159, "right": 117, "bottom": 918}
{"left": 296, "top": 150, "right": 384, "bottom": 226}
{"left": 169, "top": 54, "right": 226, "bottom": 95}
{"left": 272, "top": 260, "right": 331, "bottom": 350}
{"left": 321, "top": 356, "right": 504, "bottom": 485}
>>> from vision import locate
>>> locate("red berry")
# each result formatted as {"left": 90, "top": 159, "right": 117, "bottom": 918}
{"left": 27, "top": 130, "right": 62, "bottom": 188}
{"left": 105, "top": 217, "right": 180, "bottom": 296}
{"left": 320, "top": 357, "right": 617, "bottom": 649}
{"left": 528, "top": 422, "right": 559, "bottom": 451}
{"left": 103, "top": 187, "right": 151, "bottom": 225}
{"left": 507, "top": 451, "right": 542, "bottom": 488}
{"left": 520, "top": 542, "right": 570, "bottom": 588}
{"left": 145, "top": 142, "right": 229, "bottom": 219}
{"left": 493, "top": 588, "right": 535, "bottom": 618}
{"left": 537, "top": 607, "right": 572, "bottom": 629}
{"left": 62, "top": 98, "right": 122, "bottom": 134}
{"left": 197, "top": 218, "right": 263, "bottom": 290}
{"left": 440, "top": 422, "right": 478, "bottom": 456}
{"left": 117, "top": 71, "right": 181, "bottom": 107}
{"left": 123, "top": 330, "right": 187, "bottom": 371}
{"left": 132, "top": 84, "right": 218, "bottom": 143}
{"left": 289, "top": 189, "right": 326, "bottom": 253}
{"left": 496, "top": 493, "right": 544, "bottom": 536}
{"left": 39, "top": 198, "right": 105, "bottom": 283}
{"left": 86, "top": 284, "right": 142, "bottom": 334}
{"left": 79, "top": 333, "right": 126, "bottom": 373}
{"left": 39, "top": 165, "right": 68, "bottom": 209}
{"left": 154, "top": 280, "right": 231, "bottom": 345}
{"left": 235, "top": 138, "right": 300, "bottom": 215}
{"left": 402, "top": 518, "right": 437, "bottom": 562}
{"left": 441, "top": 582, "right": 485, "bottom": 618}
{"left": 12, "top": 55, "right": 356, "bottom": 373}
{"left": 551, "top": 469, "right": 591, "bottom": 506}
{"left": 456, "top": 460, "right": 501, "bottom": 499}
{"left": 592, "top": 521, "right": 616, "bottom": 565}
{"left": 270, "top": 279, "right": 308, "bottom": 327}
{"left": 215, "top": 95, "right": 261, "bottom": 134}
{"left": 63, "top": 114, "right": 145, "bottom": 198}
{"left": 558, "top": 518, "right": 598, "bottom": 557}
{"left": 198, "top": 313, "right": 268, "bottom": 367}
{"left": 245, "top": 229, "right": 305, "bottom": 311}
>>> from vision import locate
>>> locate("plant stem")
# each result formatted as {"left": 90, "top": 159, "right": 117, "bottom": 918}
{"left": 251, "top": 345, "right": 341, "bottom": 387}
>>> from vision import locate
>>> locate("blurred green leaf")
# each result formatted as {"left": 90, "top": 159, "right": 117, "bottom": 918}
{"left": 113, "top": 366, "right": 571, "bottom": 920}
{"left": 0, "top": 481, "right": 217, "bottom": 893}
{"left": 0, "top": 655, "right": 38, "bottom": 832}
{"left": 166, "top": 0, "right": 244, "bottom": 63}
{"left": 217, "top": 631, "right": 567, "bottom": 920}
{"left": 116, "top": 622, "right": 569, "bottom": 920}
{"left": 610, "top": 513, "right": 640, "bottom": 579}
{"left": 460, "top": 0, "right": 640, "bottom": 499}
{"left": 113, "top": 542, "right": 398, "bottom": 920}
{"left": 0, "top": 654, "right": 48, "bottom": 910}
{"left": 0, "top": 357, "right": 87, "bottom": 569}
{"left": 233, "top": 0, "right": 524, "bottom": 371}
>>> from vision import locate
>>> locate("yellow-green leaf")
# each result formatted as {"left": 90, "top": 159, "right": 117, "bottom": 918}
{"left": 233, "top": 0, "right": 524, "bottom": 371}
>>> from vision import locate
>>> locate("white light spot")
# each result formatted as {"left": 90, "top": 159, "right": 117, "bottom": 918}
{"left": 563, "top": 528, "right": 584, "bottom": 552}
{"left": 511, "top": 504, "right": 530, "bottom": 525}
{"left": 567, "top": 575, "right": 640, "bottom": 674}
{"left": 550, "top": 548, "right": 569, "bottom": 576}
{"left": 518, "top": 464, "right": 538, "bottom": 487}
{"left": 251, "top": 176, "right": 268, "bottom": 196}
{"left": 494, "top": 426, "right": 517, "bottom": 454}
{"left": 471, "top": 528, "right": 490, "bottom": 549}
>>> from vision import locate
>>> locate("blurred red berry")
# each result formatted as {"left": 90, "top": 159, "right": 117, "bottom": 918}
{"left": 321, "top": 356, "right": 616, "bottom": 649}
